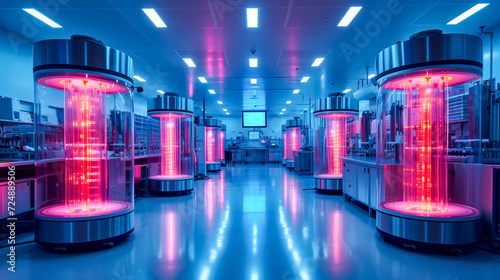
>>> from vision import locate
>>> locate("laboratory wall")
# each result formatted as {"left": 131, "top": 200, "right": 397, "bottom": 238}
{"left": 219, "top": 115, "right": 298, "bottom": 139}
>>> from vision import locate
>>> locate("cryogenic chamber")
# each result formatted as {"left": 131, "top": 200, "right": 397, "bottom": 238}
{"left": 375, "top": 30, "right": 483, "bottom": 247}
{"left": 313, "top": 93, "right": 359, "bottom": 193}
{"left": 147, "top": 93, "right": 195, "bottom": 195}
{"left": 282, "top": 125, "right": 287, "bottom": 165}
{"left": 33, "top": 35, "right": 134, "bottom": 246}
{"left": 284, "top": 118, "right": 304, "bottom": 169}
{"left": 204, "top": 118, "right": 222, "bottom": 172}
{"left": 220, "top": 124, "right": 226, "bottom": 166}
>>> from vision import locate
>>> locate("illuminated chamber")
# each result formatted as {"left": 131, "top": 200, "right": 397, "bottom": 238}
{"left": 313, "top": 94, "right": 359, "bottom": 193}
{"left": 375, "top": 30, "right": 483, "bottom": 246}
{"left": 284, "top": 118, "right": 303, "bottom": 169}
{"left": 205, "top": 118, "right": 222, "bottom": 172}
{"left": 34, "top": 35, "right": 134, "bottom": 246}
{"left": 220, "top": 125, "right": 226, "bottom": 165}
{"left": 148, "top": 93, "right": 195, "bottom": 195}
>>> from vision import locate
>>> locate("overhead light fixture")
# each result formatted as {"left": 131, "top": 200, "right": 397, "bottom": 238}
{"left": 133, "top": 75, "right": 146, "bottom": 82}
{"left": 247, "top": 8, "right": 259, "bottom": 28}
{"left": 249, "top": 58, "right": 258, "bottom": 68}
{"left": 279, "top": 112, "right": 283, "bottom": 115}
{"left": 343, "top": 89, "right": 352, "bottom": 93}
{"left": 293, "top": 90, "right": 300, "bottom": 94}
{"left": 251, "top": 78, "right": 257, "bottom": 84}
{"left": 286, "top": 101, "right": 292, "bottom": 104}
{"left": 312, "top": 58, "right": 325, "bottom": 67}
{"left": 447, "top": 3, "right": 489, "bottom": 25}
{"left": 304, "top": 108, "right": 308, "bottom": 111}
{"left": 198, "top": 77, "right": 208, "bottom": 83}
{"left": 301, "top": 77, "right": 310, "bottom": 83}
{"left": 23, "top": 9, "right": 62, "bottom": 28}
{"left": 338, "top": 6, "right": 362, "bottom": 27}
{"left": 157, "top": 90, "right": 165, "bottom": 94}
{"left": 208, "top": 90, "right": 216, "bottom": 94}
{"left": 226, "top": 112, "right": 230, "bottom": 115}
{"left": 223, "top": 109, "right": 227, "bottom": 111}
{"left": 217, "top": 101, "right": 223, "bottom": 104}
{"left": 142, "top": 8, "right": 167, "bottom": 28}
{"left": 183, "top": 58, "right": 196, "bottom": 67}
{"left": 368, "top": 74, "right": 376, "bottom": 79}
{"left": 282, "top": 108, "right": 286, "bottom": 112}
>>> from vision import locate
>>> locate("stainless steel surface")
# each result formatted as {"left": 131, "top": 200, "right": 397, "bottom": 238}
{"left": 221, "top": 124, "right": 226, "bottom": 131}
{"left": 33, "top": 35, "right": 133, "bottom": 80}
{"left": 206, "top": 163, "right": 221, "bottom": 172}
{"left": 343, "top": 162, "right": 357, "bottom": 198}
{"left": 375, "top": 31, "right": 482, "bottom": 78}
{"left": 353, "top": 84, "right": 377, "bottom": 101}
{"left": 313, "top": 95, "right": 359, "bottom": 115}
{"left": 204, "top": 118, "right": 222, "bottom": 127}
{"left": 376, "top": 211, "right": 482, "bottom": 245}
{"left": 285, "top": 118, "right": 303, "bottom": 128}
{"left": 286, "top": 160, "right": 294, "bottom": 168}
{"left": 148, "top": 177, "right": 194, "bottom": 193}
{"left": 339, "top": 156, "right": 377, "bottom": 167}
{"left": 315, "top": 178, "right": 342, "bottom": 191}
{"left": 35, "top": 211, "right": 134, "bottom": 245}
{"left": 480, "top": 165, "right": 500, "bottom": 236}
{"left": 295, "top": 151, "right": 313, "bottom": 175}
{"left": 147, "top": 94, "right": 194, "bottom": 115}
{"left": 356, "top": 166, "right": 370, "bottom": 205}
{"left": 195, "top": 126, "right": 206, "bottom": 176}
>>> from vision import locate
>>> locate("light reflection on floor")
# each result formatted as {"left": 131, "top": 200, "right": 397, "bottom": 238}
{"left": 2, "top": 165, "right": 500, "bottom": 280}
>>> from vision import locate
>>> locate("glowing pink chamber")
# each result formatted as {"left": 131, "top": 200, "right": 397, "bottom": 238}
{"left": 206, "top": 127, "right": 221, "bottom": 164}
{"left": 219, "top": 130, "right": 226, "bottom": 162}
{"left": 284, "top": 127, "right": 300, "bottom": 161}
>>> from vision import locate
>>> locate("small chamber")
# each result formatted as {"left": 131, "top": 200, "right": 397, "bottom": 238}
{"left": 205, "top": 118, "right": 222, "bottom": 172}
{"left": 284, "top": 118, "right": 304, "bottom": 169}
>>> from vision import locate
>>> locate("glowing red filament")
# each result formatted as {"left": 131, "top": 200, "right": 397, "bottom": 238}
{"left": 326, "top": 117, "right": 347, "bottom": 176}
{"left": 161, "top": 115, "right": 181, "bottom": 176}
{"left": 206, "top": 128, "right": 216, "bottom": 163}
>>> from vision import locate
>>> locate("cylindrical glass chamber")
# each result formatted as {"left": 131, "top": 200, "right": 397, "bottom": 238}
{"left": 205, "top": 118, "right": 222, "bottom": 172}
{"left": 284, "top": 118, "right": 304, "bottom": 169}
{"left": 220, "top": 124, "right": 226, "bottom": 166}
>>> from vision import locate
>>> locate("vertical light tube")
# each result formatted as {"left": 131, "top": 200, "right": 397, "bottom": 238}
{"left": 160, "top": 114, "right": 181, "bottom": 176}
{"left": 326, "top": 116, "right": 347, "bottom": 176}
{"left": 206, "top": 127, "right": 215, "bottom": 163}
{"left": 220, "top": 130, "right": 225, "bottom": 161}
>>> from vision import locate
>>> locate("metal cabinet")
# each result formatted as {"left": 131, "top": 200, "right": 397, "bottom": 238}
{"left": 357, "top": 166, "right": 370, "bottom": 205}
{"left": 341, "top": 158, "right": 378, "bottom": 217}
{"left": 343, "top": 162, "right": 358, "bottom": 198}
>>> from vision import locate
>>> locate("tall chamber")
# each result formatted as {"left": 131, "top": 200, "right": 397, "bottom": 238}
{"left": 281, "top": 125, "right": 287, "bottom": 165}
{"left": 33, "top": 35, "right": 134, "bottom": 246}
{"left": 284, "top": 118, "right": 304, "bottom": 169}
{"left": 220, "top": 124, "right": 226, "bottom": 166}
{"left": 313, "top": 93, "right": 359, "bottom": 193}
{"left": 147, "top": 93, "right": 195, "bottom": 195}
{"left": 205, "top": 118, "right": 222, "bottom": 172}
{"left": 375, "top": 30, "right": 483, "bottom": 247}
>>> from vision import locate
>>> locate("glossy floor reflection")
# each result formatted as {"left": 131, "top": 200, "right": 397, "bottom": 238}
{"left": 2, "top": 165, "right": 500, "bottom": 279}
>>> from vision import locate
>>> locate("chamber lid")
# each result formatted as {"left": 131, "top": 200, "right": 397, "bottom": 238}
{"left": 148, "top": 93, "right": 194, "bottom": 116}
{"left": 286, "top": 118, "right": 303, "bottom": 128}
{"left": 204, "top": 118, "right": 222, "bottom": 127}
{"left": 313, "top": 93, "right": 359, "bottom": 115}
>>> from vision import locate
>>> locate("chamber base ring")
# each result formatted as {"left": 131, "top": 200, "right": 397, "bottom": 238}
{"left": 206, "top": 163, "right": 221, "bottom": 172}
{"left": 314, "top": 178, "right": 343, "bottom": 194}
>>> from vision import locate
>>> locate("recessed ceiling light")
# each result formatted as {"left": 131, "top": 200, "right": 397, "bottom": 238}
{"left": 447, "top": 3, "right": 489, "bottom": 25}
{"left": 198, "top": 77, "right": 208, "bottom": 83}
{"left": 301, "top": 77, "right": 310, "bottom": 83}
{"left": 226, "top": 112, "right": 230, "bottom": 115}
{"left": 157, "top": 90, "right": 165, "bottom": 94}
{"left": 304, "top": 108, "right": 308, "bottom": 111}
{"left": 343, "top": 89, "right": 352, "bottom": 93}
{"left": 223, "top": 109, "right": 227, "bottom": 112}
{"left": 249, "top": 58, "right": 258, "bottom": 68}
{"left": 368, "top": 74, "right": 376, "bottom": 79}
{"left": 142, "top": 8, "right": 167, "bottom": 28}
{"left": 217, "top": 101, "right": 223, "bottom": 104}
{"left": 286, "top": 101, "right": 292, "bottom": 104}
{"left": 338, "top": 7, "right": 362, "bottom": 27}
{"left": 208, "top": 90, "right": 216, "bottom": 94}
{"left": 251, "top": 78, "right": 257, "bottom": 84}
{"left": 23, "top": 9, "right": 62, "bottom": 28}
{"left": 312, "top": 58, "right": 325, "bottom": 67}
{"left": 183, "top": 58, "right": 196, "bottom": 67}
{"left": 279, "top": 112, "right": 283, "bottom": 115}
{"left": 133, "top": 75, "right": 146, "bottom": 82}
{"left": 293, "top": 90, "right": 300, "bottom": 94}
{"left": 282, "top": 108, "right": 286, "bottom": 111}
{"left": 247, "top": 8, "right": 259, "bottom": 28}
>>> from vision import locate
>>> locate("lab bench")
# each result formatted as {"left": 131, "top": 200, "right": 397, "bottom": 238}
{"left": 340, "top": 157, "right": 377, "bottom": 216}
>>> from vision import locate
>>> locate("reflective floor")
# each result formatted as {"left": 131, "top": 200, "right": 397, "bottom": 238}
{"left": 2, "top": 165, "right": 500, "bottom": 279}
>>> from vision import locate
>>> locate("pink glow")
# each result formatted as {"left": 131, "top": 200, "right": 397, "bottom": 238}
{"left": 382, "top": 70, "right": 480, "bottom": 90}
{"left": 206, "top": 179, "right": 214, "bottom": 222}
{"left": 206, "top": 127, "right": 219, "bottom": 164}
{"left": 167, "top": 212, "right": 175, "bottom": 261}
{"left": 37, "top": 74, "right": 129, "bottom": 94}
{"left": 314, "top": 112, "right": 357, "bottom": 118}
{"left": 380, "top": 201, "right": 480, "bottom": 218}
{"left": 332, "top": 211, "right": 341, "bottom": 265}
{"left": 219, "top": 130, "right": 225, "bottom": 161}
{"left": 316, "top": 174, "right": 342, "bottom": 179}
{"left": 285, "top": 128, "right": 300, "bottom": 160}
{"left": 149, "top": 112, "right": 192, "bottom": 118}
{"left": 149, "top": 174, "right": 193, "bottom": 180}
{"left": 38, "top": 201, "right": 131, "bottom": 218}
{"left": 161, "top": 115, "right": 181, "bottom": 176}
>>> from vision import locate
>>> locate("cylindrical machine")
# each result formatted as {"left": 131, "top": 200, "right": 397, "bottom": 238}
{"left": 33, "top": 35, "right": 134, "bottom": 247}
{"left": 281, "top": 125, "right": 287, "bottom": 165}
{"left": 284, "top": 118, "right": 303, "bottom": 169}
{"left": 205, "top": 118, "right": 222, "bottom": 172}
{"left": 375, "top": 30, "right": 483, "bottom": 247}
{"left": 220, "top": 124, "right": 226, "bottom": 166}
{"left": 313, "top": 94, "right": 359, "bottom": 193}
{"left": 147, "top": 93, "right": 195, "bottom": 195}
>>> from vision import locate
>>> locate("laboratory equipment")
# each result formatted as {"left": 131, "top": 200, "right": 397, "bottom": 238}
{"left": 205, "top": 118, "right": 222, "bottom": 172}
{"left": 313, "top": 93, "right": 359, "bottom": 193}
{"left": 281, "top": 125, "right": 287, "bottom": 165}
{"left": 147, "top": 93, "right": 195, "bottom": 195}
{"left": 375, "top": 30, "right": 483, "bottom": 247}
{"left": 33, "top": 35, "right": 134, "bottom": 247}
{"left": 220, "top": 124, "right": 226, "bottom": 166}
{"left": 284, "top": 118, "right": 304, "bottom": 169}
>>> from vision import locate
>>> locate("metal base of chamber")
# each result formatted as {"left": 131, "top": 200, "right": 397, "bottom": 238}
{"left": 35, "top": 210, "right": 134, "bottom": 246}
{"left": 314, "top": 178, "right": 343, "bottom": 194}
{"left": 207, "top": 163, "right": 221, "bottom": 172}
{"left": 376, "top": 210, "right": 482, "bottom": 246}
{"left": 149, "top": 177, "right": 194, "bottom": 195}
{"left": 286, "top": 161, "right": 294, "bottom": 169}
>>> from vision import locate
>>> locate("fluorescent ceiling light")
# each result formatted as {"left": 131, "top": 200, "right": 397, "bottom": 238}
{"left": 286, "top": 101, "right": 292, "bottom": 104}
{"left": 223, "top": 109, "right": 227, "bottom": 112}
{"left": 447, "top": 3, "right": 489, "bottom": 25}
{"left": 23, "top": 9, "right": 61, "bottom": 28}
{"left": 293, "top": 90, "right": 300, "bottom": 94}
{"left": 312, "top": 58, "right": 325, "bottom": 67}
{"left": 157, "top": 90, "right": 165, "bottom": 94}
{"left": 282, "top": 108, "right": 286, "bottom": 111}
{"left": 133, "top": 75, "right": 146, "bottom": 82}
{"left": 247, "top": 8, "right": 259, "bottom": 28}
{"left": 301, "top": 77, "right": 310, "bottom": 83}
{"left": 217, "top": 101, "right": 223, "bottom": 104}
{"left": 304, "top": 108, "right": 308, "bottom": 111}
{"left": 142, "top": 8, "right": 167, "bottom": 28}
{"left": 208, "top": 89, "right": 216, "bottom": 94}
{"left": 279, "top": 112, "right": 283, "bottom": 115}
{"left": 183, "top": 58, "right": 196, "bottom": 67}
{"left": 249, "top": 58, "right": 258, "bottom": 68}
{"left": 343, "top": 89, "right": 352, "bottom": 93}
{"left": 251, "top": 78, "right": 257, "bottom": 84}
{"left": 198, "top": 77, "right": 208, "bottom": 83}
{"left": 226, "top": 112, "right": 230, "bottom": 115}
{"left": 368, "top": 74, "right": 376, "bottom": 79}
{"left": 338, "top": 7, "right": 362, "bottom": 27}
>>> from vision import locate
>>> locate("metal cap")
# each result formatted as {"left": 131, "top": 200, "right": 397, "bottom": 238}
{"left": 221, "top": 124, "right": 227, "bottom": 131}
{"left": 204, "top": 118, "right": 222, "bottom": 127}
{"left": 286, "top": 118, "right": 303, "bottom": 128}
{"left": 375, "top": 30, "right": 482, "bottom": 80}
{"left": 282, "top": 125, "right": 286, "bottom": 131}
{"left": 313, "top": 94, "right": 359, "bottom": 115}
{"left": 148, "top": 93, "right": 194, "bottom": 116}
{"left": 33, "top": 35, "right": 134, "bottom": 81}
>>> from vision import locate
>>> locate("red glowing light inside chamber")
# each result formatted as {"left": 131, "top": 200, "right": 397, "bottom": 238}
{"left": 220, "top": 131, "right": 225, "bottom": 161}
{"left": 37, "top": 75, "right": 129, "bottom": 94}
{"left": 160, "top": 114, "right": 183, "bottom": 176}
{"left": 285, "top": 128, "right": 300, "bottom": 160}
{"left": 206, "top": 127, "right": 216, "bottom": 163}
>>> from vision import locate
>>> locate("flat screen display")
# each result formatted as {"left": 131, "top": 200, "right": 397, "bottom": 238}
{"left": 248, "top": 131, "right": 260, "bottom": 140}
{"left": 242, "top": 111, "right": 267, "bottom": 128}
